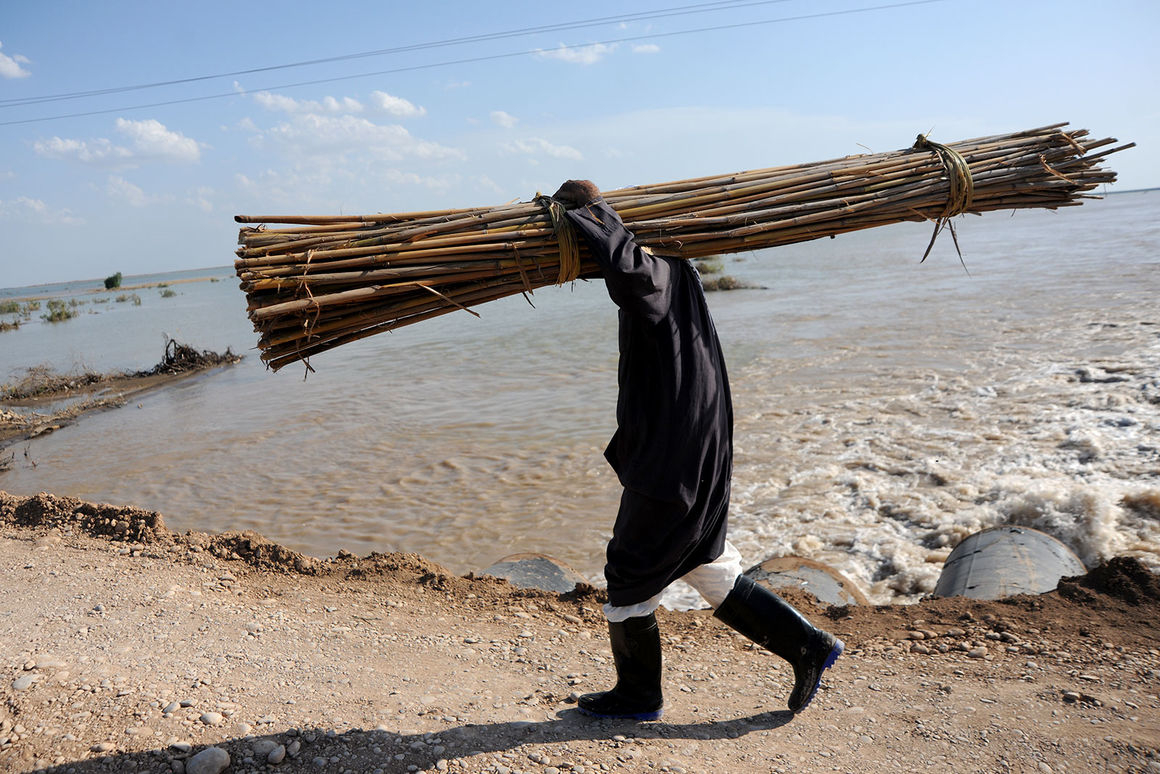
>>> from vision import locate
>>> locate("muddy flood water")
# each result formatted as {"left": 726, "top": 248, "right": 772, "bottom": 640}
{"left": 2, "top": 190, "right": 1158, "bottom": 607}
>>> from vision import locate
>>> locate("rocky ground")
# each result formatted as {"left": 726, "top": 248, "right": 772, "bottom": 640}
{"left": 1, "top": 490, "right": 1158, "bottom": 774}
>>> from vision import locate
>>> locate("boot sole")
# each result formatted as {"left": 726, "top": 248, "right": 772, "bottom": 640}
{"left": 577, "top": 705, "right": 664, "bottom": 722}
{"left": 794, "top": 637, "right": 845, "bottom": 713}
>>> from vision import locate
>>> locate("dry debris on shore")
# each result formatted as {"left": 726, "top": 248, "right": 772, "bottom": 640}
{"left": 0, "top": 341, "right": 241, "bottom": 449}
{"left": 1, "top": 490, "right": 1158, "bottom": 774}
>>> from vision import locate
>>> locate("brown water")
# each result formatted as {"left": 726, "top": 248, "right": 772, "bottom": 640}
{"left": 3, "top": 191, "right": 1158, "bottom": 605}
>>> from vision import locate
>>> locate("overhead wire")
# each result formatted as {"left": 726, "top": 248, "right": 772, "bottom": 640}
{"left": 0, "top": 1, "right": 798, "bottom": 108}
{"left": 0, "top": 0, "right": 946, "bottom": 127}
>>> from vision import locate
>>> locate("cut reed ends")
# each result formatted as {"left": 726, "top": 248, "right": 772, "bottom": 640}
{"left": 235, "top": 123, "right": 1132, "bottom": 371}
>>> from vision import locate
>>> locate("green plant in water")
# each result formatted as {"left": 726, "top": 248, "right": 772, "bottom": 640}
{"left": 694, "top": 257, "right": 724, "bottom": 275}
{"left": 0, "top": 319, "right": 20, "bottom": 332}
{"left": 160, "top": 288, "right": 177, "bottom": 298}
{"left": 104, "top": 271, "right": 123, "bottom": 290}
{"left": 0, "top": 301, "right": 21, "bottom": 315}
{"left": 41, "top": 299, "right": 78, "bottom": 323}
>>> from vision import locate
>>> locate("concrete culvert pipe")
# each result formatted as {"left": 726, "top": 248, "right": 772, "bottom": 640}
{"left": 745, "top": 555, "right": 870, "bottom": 606}
{"left": 934, "top": 526, "right": 1086, "bottom": 600}
{"left": 481, "top": 553, "right": 587, "bottom": 593}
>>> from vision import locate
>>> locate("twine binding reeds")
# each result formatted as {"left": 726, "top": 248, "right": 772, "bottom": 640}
{"left": 235, "top": 123, "right": 1133, "bottom": 372}
{"left": 536, "top": 194, "right": 582, "bottom": 284}
{"left": 913, "top": 133, "right": 975, "bottom": 266}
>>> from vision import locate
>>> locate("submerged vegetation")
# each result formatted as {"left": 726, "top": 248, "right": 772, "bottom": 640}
{"left": 41, "top": 299, "right": 78, "bottom": 323}
{"left": 693, "top": 255, "right": 758, "bottom": 292}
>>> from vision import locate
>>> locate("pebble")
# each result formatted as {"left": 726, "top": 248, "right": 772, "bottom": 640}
{"left": 252, "top": 740, "right": 280, "bottom": 756}
{"left": 90, "top": 742, "right": 114, "bottom": 753}
{"left": 171, "top": 741, "right": 193, "bottom": 753}
{"left": 163, "top": 701, "right": 180, "bottom": 715}
{"left": 967, "top": 647, "right": 988, "bottom": 659}
{"left": 199, "top": 712, "right": 224, "bottom": 726}
{"left": 12, "top": 675, "right": 35, "bottom": 691}
{"left": 267, "top": 744, "right": 287, "bottom": 764}
{"left": 186, "top": 746, "right": 231, "bottom": 774}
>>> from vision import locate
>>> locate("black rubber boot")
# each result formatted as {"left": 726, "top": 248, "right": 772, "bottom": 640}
{"left": 578, "top": 613, "right": 664, "bottom": 721}
{"left": 713, "top": 575, "right": 844, "bottom": 713}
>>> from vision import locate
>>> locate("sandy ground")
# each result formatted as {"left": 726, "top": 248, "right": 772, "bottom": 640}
{"left": 1, "top": 490, "right": 1158, "bottom": 774}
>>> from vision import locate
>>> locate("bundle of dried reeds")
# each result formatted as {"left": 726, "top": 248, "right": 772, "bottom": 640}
{"left": 236, "top": 123, "right": 1131, "bottom": 371}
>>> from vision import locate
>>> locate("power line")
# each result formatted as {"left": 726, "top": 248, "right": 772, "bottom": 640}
{"left": 0, "top": 0, "right": 944, "bottom": 127}
{"left": 0, "top": 0, "right": 795, "bottom": 108}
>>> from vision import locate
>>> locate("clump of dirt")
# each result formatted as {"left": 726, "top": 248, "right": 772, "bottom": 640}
{"left": 132, "top": 338, "right": 241, "bottom": 377}
{"left": 0, "top": 491, "right": 168, "bottom": 544}
{"left": 1058, "top": 556, "right": 1160, "bottom": 606}
{"left": 185, "top": 530, "right": 322, "bottom": 575}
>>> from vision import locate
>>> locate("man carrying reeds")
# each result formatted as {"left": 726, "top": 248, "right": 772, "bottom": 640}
{"left": 552, "top": 180, "right": 844, "bottom": 721}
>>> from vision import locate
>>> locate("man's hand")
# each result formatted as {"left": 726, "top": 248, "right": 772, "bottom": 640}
{"left": 552, "top": 179, "right": 601, "bottom": 207}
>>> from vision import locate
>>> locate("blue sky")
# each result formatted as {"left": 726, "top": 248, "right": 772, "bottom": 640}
{"left": 2, "top": 0, "right": 1157, "bottom": 288}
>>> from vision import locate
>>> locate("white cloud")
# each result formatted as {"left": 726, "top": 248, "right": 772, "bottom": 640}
{"left": 490, "top": 110, "right": 518, "bottom": 129}
{"left": 477, "top": 175, "right": 504, "bottom": 195}
{"left": 105, "top": 176, "right": 151, "bottom": 207}
{"left": 114, "top": 118, "right": 201, "bottom": 163}
{"left": 262, "top": 114, "right": 461, "bottom": 161}
{"left": 632, "top": 44, "right": 661, "bottom": 54}
{"left": 187, "top": 186, "right": 215, "bottom": 213}
{"left": 34, "top": 118, "right": 201, "bottom": 167}
{"left": 253, "top": 91, "right": 364, "bottom": 114}
{"left": 0, "top": 42, "right": 31, "bottom": 79}
{"left": 535, "top": 43, "right": 616, "bottom": 65}
{"left": 502, "top": 137, "right": 582, "bottom": 160}
{"left": 0, "top": 196, "right": 83, "bottom": 225}
{"left": 370, "top": 91, "right": 426, "bottom": 118}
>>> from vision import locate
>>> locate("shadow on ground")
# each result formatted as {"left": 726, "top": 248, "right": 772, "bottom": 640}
{"left": 33, "top": 709, "right": 794, "bottom": 772}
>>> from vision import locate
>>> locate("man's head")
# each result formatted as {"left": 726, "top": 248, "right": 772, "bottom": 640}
{"left": 552, "top": 179, "right": 601, "bottom": 207}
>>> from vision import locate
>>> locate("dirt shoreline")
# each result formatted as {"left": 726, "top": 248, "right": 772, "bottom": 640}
{"left": 0, "top": 343, "right": 242, "bottom": 450}
{"left": 1, "top": 490, "right": 1158, "bottom": 774}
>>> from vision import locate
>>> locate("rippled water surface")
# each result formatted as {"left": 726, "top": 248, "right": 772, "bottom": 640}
{"left": 3, "top": 191, "right": 1158, "bottom": 604}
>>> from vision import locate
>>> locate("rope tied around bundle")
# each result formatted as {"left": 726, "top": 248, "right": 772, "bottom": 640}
{"left": 535, "top": 194, "right": 582, "bottom": 285}
{"left": 913, "top": 133, "right": 975, "bottom": 270}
